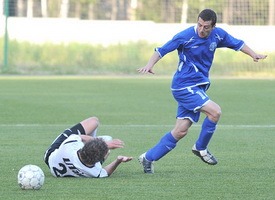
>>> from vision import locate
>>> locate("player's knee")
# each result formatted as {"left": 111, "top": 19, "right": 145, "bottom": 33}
{"left": 180, "top": 129, "right": 189, "bottom": 137}
{"left": 89, "top": 116, "right": 100, "bottom": 126}
{"left": 172, "top": 128, "right": 189, "bottom": 140}
{"left": 212, "top": 107, "right": 222, "bottom": 122}
{"left": 172, "top": 119, "right": 192, "bottom": 140}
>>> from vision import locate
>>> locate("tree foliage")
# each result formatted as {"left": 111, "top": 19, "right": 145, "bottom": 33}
{"left": 5, "top": 0, "right": 274, "bottom": 25}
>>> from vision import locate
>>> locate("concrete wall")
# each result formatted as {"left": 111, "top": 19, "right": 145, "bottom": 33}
{"left": 0, "top": 17, "right": 274, "bottom": 52}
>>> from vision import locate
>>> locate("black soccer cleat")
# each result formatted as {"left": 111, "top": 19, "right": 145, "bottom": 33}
{"left": 192, "top": 145, "right": 218, "bottom": 165}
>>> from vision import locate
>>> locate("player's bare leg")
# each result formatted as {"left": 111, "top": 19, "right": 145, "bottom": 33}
{"left": 139, "top": 119, "right": 192, "bottom": 174}
{"left": 171, "top": 118, "right": 193, "bottom": 140}
{"left": 192, "top": 100, "right": 221, "bottom": 165}
{"left": 80, "top": 117, "right": 99, "bottom": 137}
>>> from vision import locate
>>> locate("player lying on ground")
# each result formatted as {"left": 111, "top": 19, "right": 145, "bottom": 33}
{"left": 137, "top": 9, "right": 267, "bottom": 174}
{"left": 44, "top": 116, "right": 133, "bottom": 177}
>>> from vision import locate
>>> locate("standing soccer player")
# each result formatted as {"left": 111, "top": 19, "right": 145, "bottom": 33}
{"left": 137, "top": 9, "right": 267, "bottom": 173}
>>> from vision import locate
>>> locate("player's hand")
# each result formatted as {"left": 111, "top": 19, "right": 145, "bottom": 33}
{"left": 137, "top": 66, "right": 155, "bottom": 74}
{"left": 106, "top": 139, "right": 125, "bottom": 149}
{"left": 117, "top": 156, "right": 133, "bottom": 163}
{"left": 253, "top": 54, "right": 267, "bottom": 62}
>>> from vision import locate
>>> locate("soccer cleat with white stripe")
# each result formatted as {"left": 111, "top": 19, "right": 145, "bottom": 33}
{"left": 192, "top": 145, "right": 218, "bottom": 165}
{"left": 138, "top": 153, "right": 154, "bottom": 174}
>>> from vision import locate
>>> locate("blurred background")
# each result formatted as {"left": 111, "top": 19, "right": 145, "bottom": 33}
{"left": 0, "top": 0, "right": 274, "bottom": 76}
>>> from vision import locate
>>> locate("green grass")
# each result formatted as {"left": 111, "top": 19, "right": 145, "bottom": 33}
{"left": 1, "top": 39, "right": 274, "bottom": 76}
{"left": 0, "top": 76, "right": 275, "bottom": 200}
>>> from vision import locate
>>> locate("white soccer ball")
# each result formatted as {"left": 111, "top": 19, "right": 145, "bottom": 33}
{"left": 17, "top": 164, "right": 45, "bottom": 190}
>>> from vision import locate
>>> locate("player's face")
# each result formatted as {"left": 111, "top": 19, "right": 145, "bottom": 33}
{"left": 197, "top": 17, "right": 215, "bottom": 38}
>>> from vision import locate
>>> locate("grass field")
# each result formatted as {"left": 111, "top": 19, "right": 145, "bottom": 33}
{"left": 1, "top": 76, "right": 275, "bottom": 200}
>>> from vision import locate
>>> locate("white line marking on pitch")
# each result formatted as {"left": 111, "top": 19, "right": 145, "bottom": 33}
{"left": 0, "top": 124, "right": 275, "bottom": 128}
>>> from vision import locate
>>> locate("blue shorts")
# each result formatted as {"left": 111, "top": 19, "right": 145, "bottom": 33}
{"left": 172, "top": 85, "right": 210, "bottom": 123}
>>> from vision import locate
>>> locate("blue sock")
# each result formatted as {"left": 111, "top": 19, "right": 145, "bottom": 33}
{"left": 145, "top": 132, "right": 177, "bottom": 161}
{"left": 196, "top": 117, "right": 217, "bottom": 150}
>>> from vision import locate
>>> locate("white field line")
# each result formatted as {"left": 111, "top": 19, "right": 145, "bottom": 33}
{"left": 0, "top": 124, "right": 275, "bottom": 129}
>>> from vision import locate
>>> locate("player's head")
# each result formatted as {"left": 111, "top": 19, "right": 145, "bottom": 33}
{"left": 197, "top": 9, "right": 217, "bottom": 38}
{"left": 79, "top": 138, "right": 109, "bottom": 166}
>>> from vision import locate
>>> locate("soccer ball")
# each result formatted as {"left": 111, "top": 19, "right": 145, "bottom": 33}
{"left": 17, "top": 164, "right": 45, "bottom": 190}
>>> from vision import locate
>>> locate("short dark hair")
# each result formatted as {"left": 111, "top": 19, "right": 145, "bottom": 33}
{"left": 79, "top": 138, "right": 109, "bottom": 166}
{"left": 198, "top": 9, "right": 217, "bottom": 26}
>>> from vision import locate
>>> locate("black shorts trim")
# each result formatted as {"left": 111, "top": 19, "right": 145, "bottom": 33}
{"left": 44, "top": 123, "right": 85, "bottom": 166}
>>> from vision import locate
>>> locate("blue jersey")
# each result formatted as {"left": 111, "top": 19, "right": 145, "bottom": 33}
{"left": 156, "top": 25, "right": 244, "bottom": 91}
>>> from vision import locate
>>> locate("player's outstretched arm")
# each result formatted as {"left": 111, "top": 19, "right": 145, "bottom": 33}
{"left": 105, "top": 139, "right": 125, "bottom": 149}
{"left": 137, "top": 51, "right": 161, "bottom": 74}
{"left": 104, "top": 156, "right": 133, "bottom": 176}
{"left": 240, "top": 44, "right": 267, "bottom": 62}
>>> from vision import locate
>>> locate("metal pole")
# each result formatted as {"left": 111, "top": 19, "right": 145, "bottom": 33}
{"left": 269, "top": 0, "right": 275, "bottom": 25}
{"left": 3, "top": 0, "right": 9, "bottom": 72}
